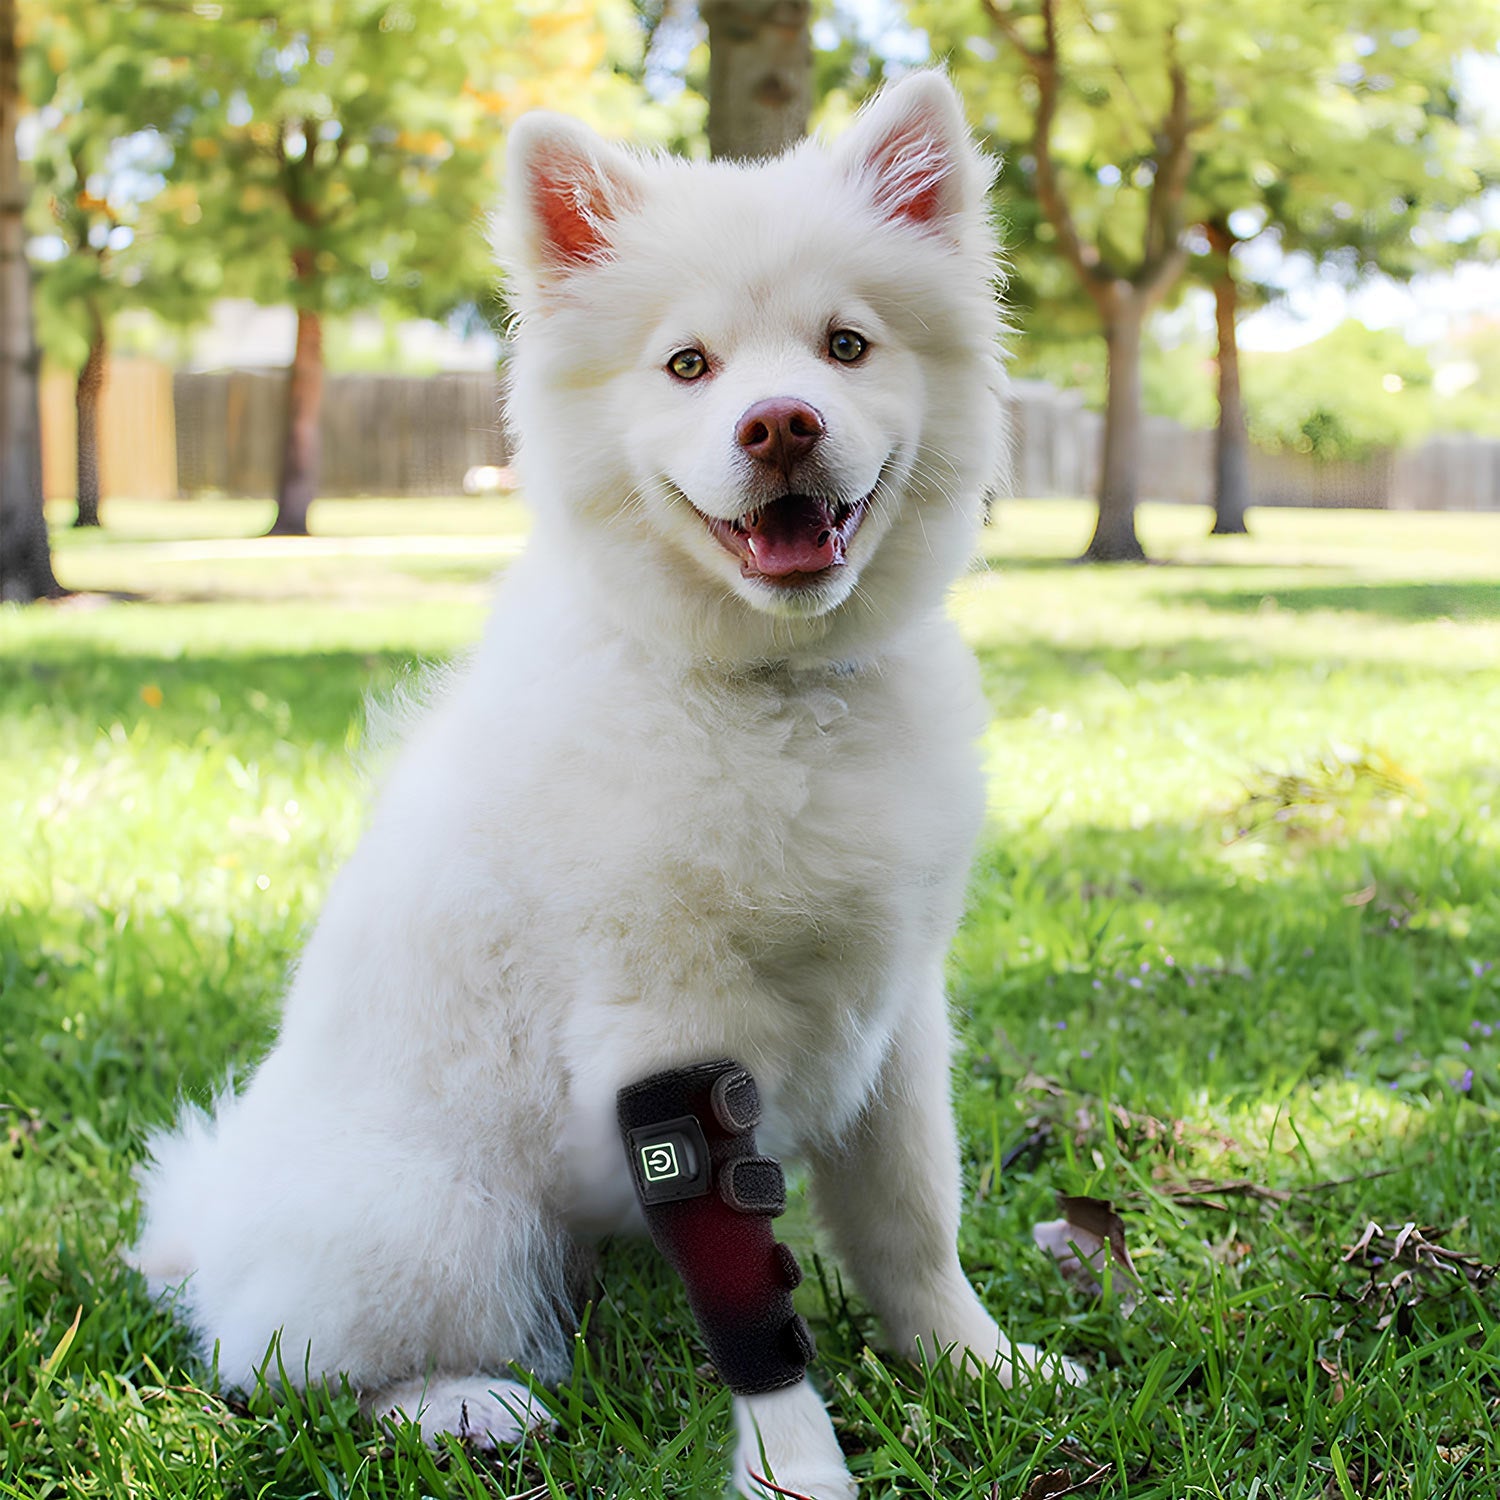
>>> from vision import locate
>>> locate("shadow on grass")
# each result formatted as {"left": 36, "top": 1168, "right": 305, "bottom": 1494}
{"left": 966, "top": 629, "right": 1486, "bottom": 725}
{"left": 7, "top": 728, "right": 1496, "bottom": 1497}
{"left": 973, "top": 638, "right": 1266, "bottom": 713}
{"left": 8, "top": 623, "right": 1488, "bottom": 777}
{"left": 1168, "top": 579, "right": 1500, "bottom": 622}
{"left": 2, "top": 646, "right": 445, "bottom": 753}
{"left": 956, "top": 789, "right": 1500, "bottom": 1102}
{"left": 1, "top": 895, "right": 287, "bottom": 1141}
{"left": 973, "top": 553, "right": 1202, "bottom": 574}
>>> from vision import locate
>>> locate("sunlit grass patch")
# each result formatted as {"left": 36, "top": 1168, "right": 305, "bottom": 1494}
{"left": 4, "top": 498, "right": 1499, "bottom": 1497}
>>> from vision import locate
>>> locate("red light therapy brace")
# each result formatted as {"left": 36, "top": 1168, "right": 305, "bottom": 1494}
{"left": 617, "top": 1059, "right": 815, "bottom": 1395}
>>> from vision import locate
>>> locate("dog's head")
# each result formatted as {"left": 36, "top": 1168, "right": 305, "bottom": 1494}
{"left": 500, "top": 74, "right": 1006, "bottom": 667}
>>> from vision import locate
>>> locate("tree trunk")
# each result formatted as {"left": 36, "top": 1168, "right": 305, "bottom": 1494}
{"left": 74, "top": 306, "right": 105, "bottom": 528}
{"left": 0, "top": 0, "right": 58, "bottom": 601}
{"left": 1083, "top": 283, "right": 1148, "bottom": 562}
{"left": 1208, "top": 224, "right": 1250, "bottom": 536}
{"left": 269, "top": 281, "right": 322, "bottom": 536}
{"left": 701, "top": 0, "right": 811, "bottom": 161}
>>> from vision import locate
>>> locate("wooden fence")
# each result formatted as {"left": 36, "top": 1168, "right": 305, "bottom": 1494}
{"left": 1005, "top": 380, "right": 1499, "bottom": 511}
{"left": 174, "top": 370, "right": 510, "bottom": 496}
{"left": 37, "top": 361, "right": 1500, "bottom": 511}
{"left": 41, "top": 357, "right": 177, "bottom": 501}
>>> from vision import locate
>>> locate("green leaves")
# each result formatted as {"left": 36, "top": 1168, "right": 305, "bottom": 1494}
{"left": 23, "top": 0, "right": 672, "bottom": 362}
{"left": 915, "top": 0, "right": 1500, "bottom": 345}
{"left": 25, "top": 0, "right": 209, "bottom": 368}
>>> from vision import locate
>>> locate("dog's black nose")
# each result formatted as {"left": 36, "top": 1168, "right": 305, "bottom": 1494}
{"left": 736, "top": 398, "right": 824, "bottom": 478}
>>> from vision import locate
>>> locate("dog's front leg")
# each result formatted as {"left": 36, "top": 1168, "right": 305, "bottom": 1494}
{"left": 808, "top": 984, "right": 1086, "bottom": 1389}
{"left": 609, "top": 1056, "right": 854, "bottom": 1500}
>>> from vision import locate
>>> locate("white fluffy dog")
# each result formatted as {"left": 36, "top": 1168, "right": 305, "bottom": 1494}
{"left": 134, "top": 73, "right": 1080, "bottom": 1500}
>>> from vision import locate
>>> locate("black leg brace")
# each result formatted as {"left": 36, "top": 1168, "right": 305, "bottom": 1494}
{"left": 618, "top": 1059, "right": 814, "bottom": 1395}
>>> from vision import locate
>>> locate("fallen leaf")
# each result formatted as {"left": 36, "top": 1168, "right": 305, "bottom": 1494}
{"left": 1021, "top": 1469, "right": 1076, "bottom": 1499}
{"left": 1033, "top": 1193, "right": 1142, "bottom": 1313}
{"left": 1316, "top": 1356, "right": 1346, "bottom": 1403}
{"left": 1018, "top": 1463, "right": 1112, "bottom": 1498}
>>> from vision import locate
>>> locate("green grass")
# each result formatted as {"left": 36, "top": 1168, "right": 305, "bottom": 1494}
{"left": 5, "top": 496, "right": 1499, "bottom": 1498}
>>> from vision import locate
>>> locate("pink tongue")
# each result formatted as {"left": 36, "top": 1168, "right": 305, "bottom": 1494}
{"left": 744, "top": 496, "right": 841, "bottom": 578}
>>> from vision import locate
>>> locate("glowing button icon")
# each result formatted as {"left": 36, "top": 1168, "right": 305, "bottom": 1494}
{"left": 640, "top": 1141, "right": 680, "bottom": 1183}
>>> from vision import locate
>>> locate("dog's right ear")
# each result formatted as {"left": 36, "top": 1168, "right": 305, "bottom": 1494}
{"left": 835, "top": 72, "right": 990, "bottom": 239}
{"left": 503, "top": 114, "right": 644, "bottom": 298}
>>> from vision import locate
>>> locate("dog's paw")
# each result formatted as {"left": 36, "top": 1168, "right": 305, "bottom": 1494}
{"left": 375, "top": 1374, "right": 547, "bottom": 1450}
{"left": 994, "top": 1339, "right": 1088, "bottom": 1390}
{"left": 735, "top": 1459, "right": 858, "bottom": 1500}
{"left": 733, "top": 1448, "right": 858, "bottom": 1500}
{"left": 732, "top": 1384, "right": 856, "bottom": 1500}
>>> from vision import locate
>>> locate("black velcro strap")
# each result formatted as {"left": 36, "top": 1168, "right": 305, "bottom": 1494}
{"left": 718, "top": 1156, "right": 786, "bottom": 1216}
{"left": 710, "top": 1067, "right": 762, "bottom": 1132}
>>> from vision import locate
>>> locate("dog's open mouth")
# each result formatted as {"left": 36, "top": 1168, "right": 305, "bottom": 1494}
{"left": 699, "top": 493, "right": 871, "bottom": 583}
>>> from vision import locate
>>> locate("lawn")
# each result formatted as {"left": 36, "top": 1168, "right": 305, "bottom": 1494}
{"left": 3, "top": 496, "right": 1498, "bottom": 1499}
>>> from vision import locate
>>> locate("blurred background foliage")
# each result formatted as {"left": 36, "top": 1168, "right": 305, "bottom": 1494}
{"left": 4, "top": 0, "right": 1498, "bottom": 582}
{"left": 18, "top": 0, "right": 1500, "bottom": 435}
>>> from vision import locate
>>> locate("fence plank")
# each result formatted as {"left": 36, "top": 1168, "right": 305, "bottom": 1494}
{"left": 169, "top": 369, "right": 511, "bottom": 497}
{"left": 42, "top": 357, "right": 176, "bottom": 502}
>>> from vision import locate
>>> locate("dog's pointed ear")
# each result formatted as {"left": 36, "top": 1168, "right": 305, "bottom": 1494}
{"left": 505, "top": 113, "right": 644, "bottom": 291}
{"left": 836, "top": 73, "right": 988, "bottom": 235}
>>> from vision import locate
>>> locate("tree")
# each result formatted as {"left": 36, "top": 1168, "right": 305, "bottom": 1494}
{"left": 150, "top": 0, "right": 652, "bottom": 534}
{"left": 934, "top": 0, "right": 1205, "bottom": 559}
{"left": 1202, "top": 219, "right": 1251, "bottom": 533}
{"left": 26, "top": 0, "right": 212, "bottom": 527}
{"left": 148, "top": 0, "right": 503, "bottom": 534}
{"left": 701, "top": 0, "right": 812, "bottom": 159}
{"left": 1187, "top": 3, "right": 1500, "bottom": 533}
{"left": 0, "top": 0, "right": 57, "bottom": 601}
{"left": 920, "top": 0, "right": 1500, "bottom": 559}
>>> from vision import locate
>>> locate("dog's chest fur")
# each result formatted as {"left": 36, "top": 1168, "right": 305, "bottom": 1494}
{"left": 388, "top": 588, "right": 989, "bottom": 1226}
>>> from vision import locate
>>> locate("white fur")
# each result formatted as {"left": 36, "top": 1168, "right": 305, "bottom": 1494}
{"left": 376, "top": 1374, "right": 545, "bottom": 1450}
{"left": 133, "top": 75, "right": 1080, "bottom": 1499}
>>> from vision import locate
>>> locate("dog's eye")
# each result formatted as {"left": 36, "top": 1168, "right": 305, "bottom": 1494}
{"left": 667, "top": 348, "right": 708, "bottom": 381}
{"left": 828, "top": 329, "right": 868, "bottom": 364}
